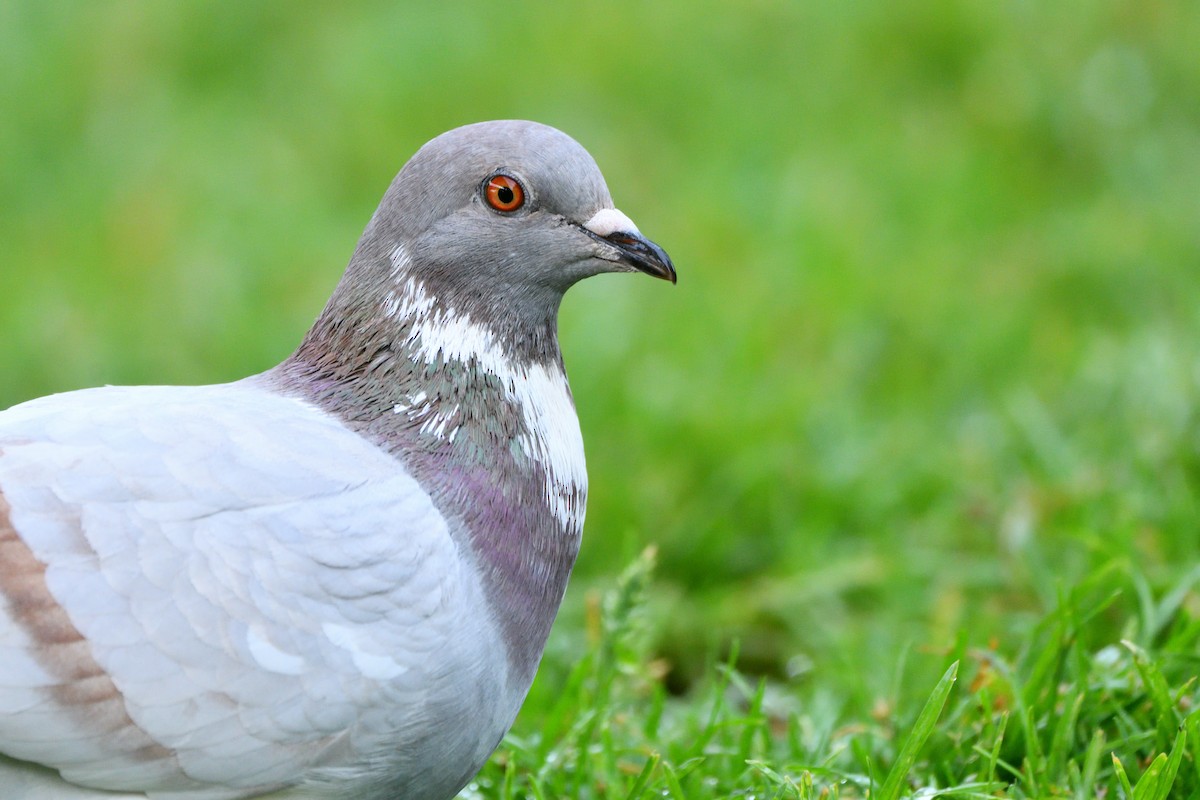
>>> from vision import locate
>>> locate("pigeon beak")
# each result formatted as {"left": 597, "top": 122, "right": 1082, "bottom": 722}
{"left": 581, "top": 209, "right": 677, "bottom": 284}
{"left": 600, "top": 230, "right": 676, "bottom": 284}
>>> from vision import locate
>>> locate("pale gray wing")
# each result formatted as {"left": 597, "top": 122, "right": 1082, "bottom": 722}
{"left": 0, "top": 384, "right": 501, "bottom": 799}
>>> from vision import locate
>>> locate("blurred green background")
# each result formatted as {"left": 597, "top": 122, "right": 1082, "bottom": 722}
{"left": 3, "top": 2, "right": 1198, "bottom": 704}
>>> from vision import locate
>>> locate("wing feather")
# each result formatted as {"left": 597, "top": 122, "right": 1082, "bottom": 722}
{"left": 0, "top": 382, "right": 503, "bottom": 798}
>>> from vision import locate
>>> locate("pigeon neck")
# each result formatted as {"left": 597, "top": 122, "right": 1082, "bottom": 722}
{"left": 265, "top": 254, "right": 585, "bottom": 682}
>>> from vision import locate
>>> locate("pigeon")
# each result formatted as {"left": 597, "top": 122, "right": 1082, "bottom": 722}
{"left": 0, "top": 120, "right": 675, "bottom": 800}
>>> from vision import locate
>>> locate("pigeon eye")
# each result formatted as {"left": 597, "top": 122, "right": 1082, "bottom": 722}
{"left": 484, "top": 174, "right": 525, "bottom": 213}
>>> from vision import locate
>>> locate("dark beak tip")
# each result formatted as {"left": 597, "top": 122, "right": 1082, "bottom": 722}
{"left": 644, "top": 244, "right": 677, "bottom": 285}
{"left": 604, "top": 230, "right": 676, "bottom": 285}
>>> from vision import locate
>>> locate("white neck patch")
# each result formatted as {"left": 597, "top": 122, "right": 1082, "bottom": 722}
{"left": 384, "top": 245, "right": 586, "bottom": 535}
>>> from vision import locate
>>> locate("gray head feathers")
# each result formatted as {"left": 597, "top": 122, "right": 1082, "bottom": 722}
{"left": 292, "top": 120, "right": 674, "bottom": 371}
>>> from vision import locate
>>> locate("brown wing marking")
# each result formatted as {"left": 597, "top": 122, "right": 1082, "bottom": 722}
{"left": 0, "top": 489, "right": 176, "bottom": 763}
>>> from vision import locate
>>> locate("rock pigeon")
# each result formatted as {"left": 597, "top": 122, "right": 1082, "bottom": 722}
{"left": 0, "top": 120, "right": 675, "bottom": 799}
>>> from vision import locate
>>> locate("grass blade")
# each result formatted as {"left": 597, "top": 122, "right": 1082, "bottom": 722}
{"left": 1123, "top": 640, "right": 1181, "bottom": 750}
{"left": 1114, "top": 754, "right": 1135, "bottom": 799}
{"left": 875, "top": 661, "right": 959, "bottom": 800}
{"left": 624, "top": 752, "right": 660, "bottom": 800}
{"left": 1134, "top": 727, "right": 1187, "bottom": 800}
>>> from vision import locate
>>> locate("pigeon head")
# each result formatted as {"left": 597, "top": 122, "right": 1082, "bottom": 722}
{"left": 313, "top": 120, "right": 674, "bottom": 357}
{"left": 378, "top": 120, "right": 674, "bottom": 291}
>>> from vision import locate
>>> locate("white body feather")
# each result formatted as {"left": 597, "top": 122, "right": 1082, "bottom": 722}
{"left": 0, "top": 382, "right": 516, "bottom": 799}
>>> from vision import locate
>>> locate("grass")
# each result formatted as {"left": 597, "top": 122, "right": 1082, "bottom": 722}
{"left": 473, "top": 550, "right": 1200, "bottom": 798}
{"left": 3, "top": 1, "right": 1200, "bottom": 797}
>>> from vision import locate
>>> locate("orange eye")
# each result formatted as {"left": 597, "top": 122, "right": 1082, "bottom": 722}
{"left": 484, "top": 174, "right": 525, "bottom": 212}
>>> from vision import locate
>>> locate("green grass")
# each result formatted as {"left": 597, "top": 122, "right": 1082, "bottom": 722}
{"left": 474, "top": 549, "right": 1200, "bottom": 798}
{"left": 3, "top": 1, "right": 1200, "bottom": 797}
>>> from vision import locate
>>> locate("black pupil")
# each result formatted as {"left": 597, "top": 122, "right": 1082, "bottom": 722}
{"left": 497, "top": 184, "right": 514, "bottom": 205}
